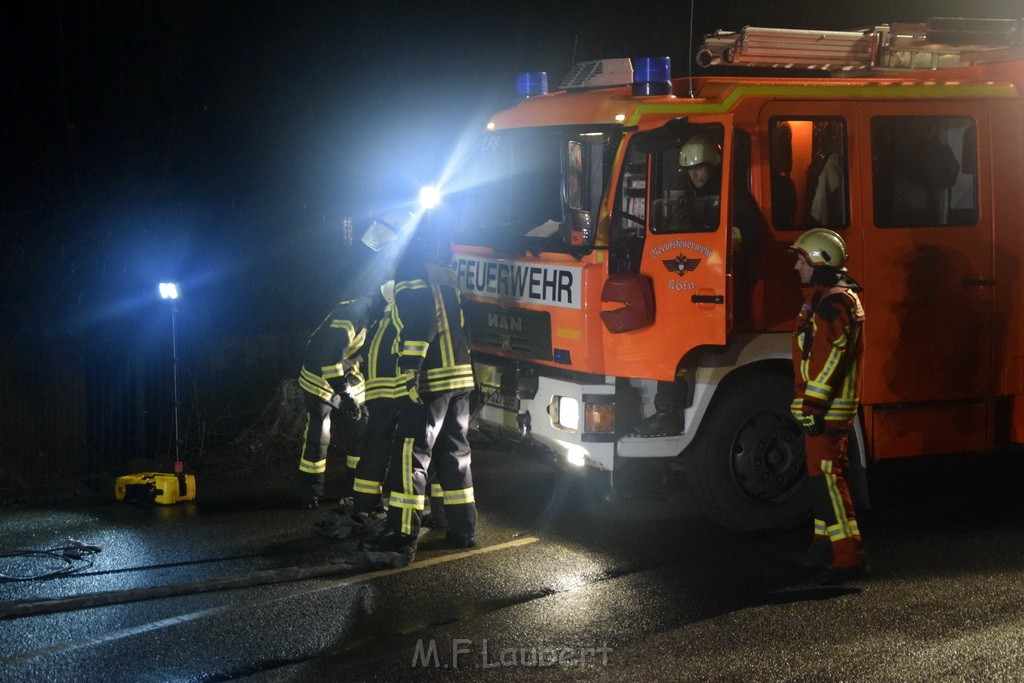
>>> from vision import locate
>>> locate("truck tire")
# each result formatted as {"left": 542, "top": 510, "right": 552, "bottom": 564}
{"left": 684, "top": 370, "right": 810, "bottom": 531}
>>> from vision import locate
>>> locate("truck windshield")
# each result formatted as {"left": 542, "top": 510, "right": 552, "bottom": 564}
{"left": 454, "top": 126, "right": 619, "bottom": 253}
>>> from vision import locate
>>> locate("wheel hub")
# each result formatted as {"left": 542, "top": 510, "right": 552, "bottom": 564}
{"left": 730, "top": 410, "right": 805, "bottom": 503}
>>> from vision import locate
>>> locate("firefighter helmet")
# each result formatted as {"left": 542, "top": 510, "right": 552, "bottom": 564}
{"left": 789, "top": 228, "right": 848, "bottom": 269}
{"left": 679, "top": 133, "right": 722, "bottom": 168}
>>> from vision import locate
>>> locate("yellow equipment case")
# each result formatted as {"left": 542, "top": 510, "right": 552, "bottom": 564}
{"left": 115, "top": 472, "right": 196, "bottom": 505}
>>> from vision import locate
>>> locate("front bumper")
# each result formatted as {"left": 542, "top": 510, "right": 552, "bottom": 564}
{"left": 473, "top": 366, "right": 616, "bottom": 471}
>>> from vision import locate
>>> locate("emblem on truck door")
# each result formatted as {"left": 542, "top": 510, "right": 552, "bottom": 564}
{"left": 662, "top": 254, "right": 702, "bottom": 275}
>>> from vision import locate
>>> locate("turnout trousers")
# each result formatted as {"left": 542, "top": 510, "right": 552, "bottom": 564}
{"left": 383, "top": 390, "right": 476, "bottom": 538}
{"left": 350, "top": 398, "right": 401, "bottom": 515}
{"left": 806, "top": 428, "right": 865, "bottom": 569}
{"left": 297, "top": 392, "right": 366, "bottom": 501}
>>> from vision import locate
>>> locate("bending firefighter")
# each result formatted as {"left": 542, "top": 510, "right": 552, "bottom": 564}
{"left": 789, "top": 228, "right": 867, "bottom": 584}
{"left": 296, "top": 295, "right": 374, "bottom": 510}
{"left": 316, "top": 278, "right": 403, "bottom": 538}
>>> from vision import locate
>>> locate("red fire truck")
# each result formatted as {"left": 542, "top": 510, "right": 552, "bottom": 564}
{"left": 451, "top": 18, "right": 1024, "bottom": 530}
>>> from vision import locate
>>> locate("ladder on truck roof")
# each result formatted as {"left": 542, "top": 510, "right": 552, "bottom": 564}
{"left": 697, "top": 17, "right": 1023, "bottom": 72}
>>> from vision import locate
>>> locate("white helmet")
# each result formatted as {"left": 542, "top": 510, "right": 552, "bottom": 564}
{"left": 789, "top": 228, "right": 848, "bottom": 269}
{"left": 679, "top": 133, "right": 722, "bottom": 168}
{"left": 380, "top": 279, "right": 395, "bottom": 304}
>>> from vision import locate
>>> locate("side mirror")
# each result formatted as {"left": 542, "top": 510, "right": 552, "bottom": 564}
{"left": 566, "top": 210, "right": 593, "bottom": 246}
{"left": 600, "top": 273, "right": 655, "bottom": 333}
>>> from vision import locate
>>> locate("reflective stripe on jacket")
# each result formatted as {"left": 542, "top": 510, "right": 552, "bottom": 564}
{"left": 393, "top": 261, "right": 474, "bottom": 396}
{"left": 298, "top": 297, "right": 372, "bottom": 403}
{"left": 364, "top": 302, "right": 405, "bottom": 400}
{"left": 791, "top": 285, "right": 865, "bottom": 430}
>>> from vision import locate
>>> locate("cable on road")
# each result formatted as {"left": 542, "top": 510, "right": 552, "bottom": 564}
{"left": 0, "top": 561, "right": 361, "bottom": 620}
{"left": 0, "top": 540, "right": 103, "bottom": 582}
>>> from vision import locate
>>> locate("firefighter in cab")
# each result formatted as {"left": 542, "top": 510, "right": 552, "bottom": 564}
{"left": 295, "top": 292, "right": 377, "bottom": 510}
{"left": 789, "top": 228, "right": 868, "bottom": 584}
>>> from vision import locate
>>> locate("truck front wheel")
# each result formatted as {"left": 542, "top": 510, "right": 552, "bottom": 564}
{"left": 684, "top": 371, "right": 810, "bottom": 531}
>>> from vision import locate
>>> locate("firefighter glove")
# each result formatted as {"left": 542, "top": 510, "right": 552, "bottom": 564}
{"left": 338, "top": 392, "right": 360, "bottom": 417}
{"left": 403, "top": 370, "right": 422, "bottom": 404}
{"left": 344, "top": 401, "right": 368, "bottom": 423}
{"left": 798, "top": 412, "right": 824, "bottom": 437}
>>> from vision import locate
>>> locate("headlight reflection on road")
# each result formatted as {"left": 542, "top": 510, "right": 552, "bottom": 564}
{"left": 545, "top": 551, "right": 604, "bottom": 594}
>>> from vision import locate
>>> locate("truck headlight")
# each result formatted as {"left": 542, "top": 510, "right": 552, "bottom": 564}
{"left": 554, "top": 396, "right": 580, "bottom": 431}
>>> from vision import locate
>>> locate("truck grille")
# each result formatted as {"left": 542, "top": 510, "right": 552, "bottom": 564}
{"left": 463, "top": 300, "right": 552, "bottom": 361}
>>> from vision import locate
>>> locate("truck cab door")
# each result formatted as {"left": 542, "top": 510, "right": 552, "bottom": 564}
{"left": 615, "top": 118, "right": 731, "bottom": 378}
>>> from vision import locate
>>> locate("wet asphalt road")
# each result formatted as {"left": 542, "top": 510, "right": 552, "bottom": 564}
{"left": 3, "top": 442, "right": 1024, "bottom": 682}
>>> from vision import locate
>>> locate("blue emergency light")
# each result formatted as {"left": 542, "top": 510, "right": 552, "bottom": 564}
{"left": 631, "top": 56, "right": 671, "bottom": 96}
{"left": 516, "top": 71, "right": 548, "bottom": 97}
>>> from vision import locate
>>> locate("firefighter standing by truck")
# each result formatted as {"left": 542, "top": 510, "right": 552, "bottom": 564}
{"left": 359, "top": 217, "right": 478, "bottom": 566}
{"left": 295, "top": 294, "right": 375, "bottom": 510}
{"left": 789, "top": 228, "right": 867, "bottom": 584}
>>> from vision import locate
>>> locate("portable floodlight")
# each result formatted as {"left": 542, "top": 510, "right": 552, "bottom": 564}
{"left": 159, "top": 282, "right": 179, "bottom": 300}
{"left": 115, "top": 283, "right": 197, "bottom": 505}
{"left": 158, "top": 282, "right": 183, "bottom": 474}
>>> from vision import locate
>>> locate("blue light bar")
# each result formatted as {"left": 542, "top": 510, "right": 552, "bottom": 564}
{"left": 631, "top": 56, "right": 672, "bottom": 96}
{"left": 516, "top": 71, "right": 548, "bottom": 97}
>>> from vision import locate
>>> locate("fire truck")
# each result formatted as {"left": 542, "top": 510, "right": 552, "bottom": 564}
{"left": 450, "top": 17, "right": 1024, "bottom": 530}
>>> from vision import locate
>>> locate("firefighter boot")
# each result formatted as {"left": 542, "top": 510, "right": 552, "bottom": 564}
{"left": 817, "top": 537, "right": 868, "bottom": 585}
{"left": 793, "top": 535, "right": 832, "bottom": 571}
{"left": 423, "top": 495, "right": 448, "bottom": 529}
{"left": 444, "top": 531, "right": 476, "bottom": 548}
{"left": 359, "top": 530, "right": 418, "bottom": 568}
{"left": 443, "top": 501, "right": 477, "bottom": 548}
{"left": 359, "top": 529, "right": 418, "bottom": 553}
{"left": 634, "top": 380, "right": 684, "bottom": 437}
{"left": 315, "top": 510, "right": 384, "bottom": 540}
{"left": 297, "top": 472, "right": 326, "bottom": 510}
{"left": 633, "top": 410, "right": 682, "bottom": 438}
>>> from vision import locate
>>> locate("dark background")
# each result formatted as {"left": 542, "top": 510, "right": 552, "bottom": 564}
{"left": 1, "top": 1, "right": 1020, "bottom": 487}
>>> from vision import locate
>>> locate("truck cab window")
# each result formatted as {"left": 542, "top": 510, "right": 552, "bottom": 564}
{"left": 769, "top": 117, "right": 849, "bottom": 230}
{"left": 455, "top": 126, "right": 620, "bottom": 253}
{"left": 871, "top": 115, "right": 978, "bottom": 228}
{"left": 647, "top": 124, "right": 725, "bottom": 234}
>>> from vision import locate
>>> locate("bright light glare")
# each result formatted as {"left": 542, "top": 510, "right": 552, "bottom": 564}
{"left": 556, "top": 396, "right": 580, "bottom": 430}
{"left": 159, "top": 282, "right": 179, "bottom": 300}
{"left": 553, "top": 439, "right": 588, "bottom": 467}
{"left": 565, "top": 445, "right": 587, "bottom": 467}
{"left": 419, "top": 186, "right": 442, "bottom": 210}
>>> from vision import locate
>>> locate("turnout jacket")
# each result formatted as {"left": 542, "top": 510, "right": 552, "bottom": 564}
{"left": 791, "top": 280, "right": 865, "bottom": 430}
{"left": 298, "top": 297, "right": 372, "bottom": 405}
{"left": 393, "top": 258, "right": 474, "bottom": 396}
{"left": 363, "top": 301, "right": 403, "bottom": 401}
